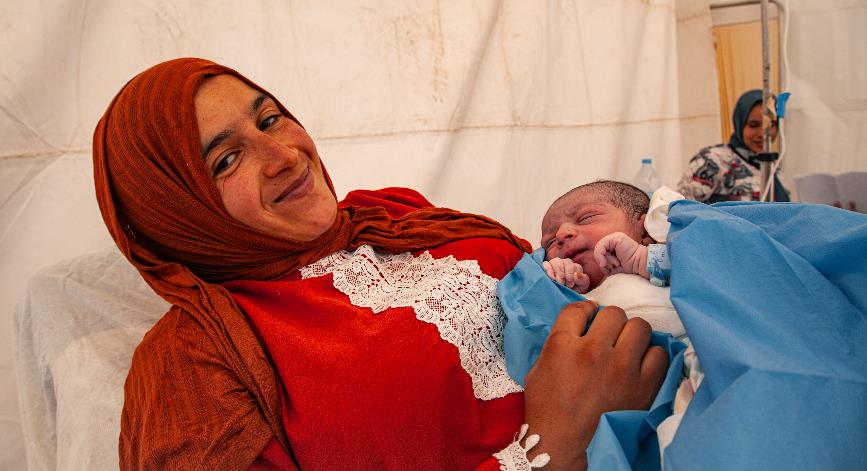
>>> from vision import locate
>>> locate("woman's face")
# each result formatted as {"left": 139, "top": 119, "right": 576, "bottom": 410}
{"left": 742, "top": 103, "right": 778, "bottom": 154}
{"left": 194, "top": 75, "right": 337, "bottom": 241}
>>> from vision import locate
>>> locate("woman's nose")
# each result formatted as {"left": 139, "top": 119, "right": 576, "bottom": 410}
{"left": 258, "top": 136, "right": 301, "bottom": 178}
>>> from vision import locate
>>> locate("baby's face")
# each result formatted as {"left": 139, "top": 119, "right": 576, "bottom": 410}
{"left": 541, "top": 191, "right": 645, "bottom": 290}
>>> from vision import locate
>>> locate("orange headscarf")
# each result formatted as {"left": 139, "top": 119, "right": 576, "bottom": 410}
{"left": 93, "top": 58, "right": 530, "bottom": 469}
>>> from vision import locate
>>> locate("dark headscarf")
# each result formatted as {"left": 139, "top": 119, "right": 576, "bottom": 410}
{"left": 93, "top": 58, "right": 530, "bottom": 468}
{"left": 728, "top": 89, "right": 766, "bottom": 152}
{"left": 727, "top": 89, "right": 789, "bottom": 202}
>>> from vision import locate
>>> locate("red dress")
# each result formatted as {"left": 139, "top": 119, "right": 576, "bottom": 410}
{"left": 227, "top": 189, "right": 531, "bottom": 470}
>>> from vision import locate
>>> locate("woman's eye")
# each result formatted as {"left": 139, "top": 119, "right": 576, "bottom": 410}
{"left": 259, "top": 114, "right": 280, "bottom": 131}
{"left": 213, "top": 152, "right": 238, "bottom": 175}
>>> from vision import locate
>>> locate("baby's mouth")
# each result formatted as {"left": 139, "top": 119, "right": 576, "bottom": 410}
{"left": 564, "top": 248, "right": 591, "bottom": 266}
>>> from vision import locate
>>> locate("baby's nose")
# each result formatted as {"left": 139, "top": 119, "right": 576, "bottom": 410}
{"left": 555, "top": 224, "right": 578, "bottom": 242}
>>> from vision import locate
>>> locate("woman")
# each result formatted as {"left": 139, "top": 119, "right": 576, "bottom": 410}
{"left": 678, "top": 89, "right": 790, "bottom": 202}
{"left": 93, "top": 58, "right": 667, "bottom": 470}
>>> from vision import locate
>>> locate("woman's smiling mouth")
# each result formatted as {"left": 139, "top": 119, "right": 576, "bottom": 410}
{"left": 274, "top": 166, "right": 313, "bottom": 203}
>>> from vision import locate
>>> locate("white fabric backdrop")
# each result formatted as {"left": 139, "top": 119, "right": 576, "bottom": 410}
{"left": 0, "top": 0, "right": 863, "bottom": 468}
{"left": 783, "top": 0, "right": 867, "bottom": 180}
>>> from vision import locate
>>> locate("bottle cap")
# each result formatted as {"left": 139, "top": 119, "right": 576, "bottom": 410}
{"left": 641, "top": 158, "right": 652, "bottom": 164}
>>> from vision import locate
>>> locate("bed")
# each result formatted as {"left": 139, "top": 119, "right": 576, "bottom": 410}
{"left": 15, "top": 249, "right": 167, "bottom": 470}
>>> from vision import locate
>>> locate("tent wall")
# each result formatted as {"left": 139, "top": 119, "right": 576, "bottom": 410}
{"left": 677, "top": 0, "right": 725, "bottom": 173}
{"left": 783, "top": 0, "right": 867, "bottom": 180}
{"left": 0, "top": 0, "right": 863, "bottom": 468}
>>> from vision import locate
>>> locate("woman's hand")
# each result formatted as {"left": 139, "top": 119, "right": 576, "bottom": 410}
{"left": 593, "top": 232, "right": 649, "bottom": 279}
{"left": 522, "top": 301, "right": 668, "bottom": 470}
{"left": 543, "top": 258, "right": 591, "bottom": 293}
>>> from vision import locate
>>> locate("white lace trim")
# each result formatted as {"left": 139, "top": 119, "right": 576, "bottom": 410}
{"left": 300, "top": 244, "right": 522, "bottom": 400}
{"left": 494, "top": 424, "right": 550, "bottom": 470}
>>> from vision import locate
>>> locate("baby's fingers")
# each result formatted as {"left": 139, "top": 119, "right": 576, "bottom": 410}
{"left": 594, "top": 236, "right": 616, "bottom": 269}
{"left": 575, "top": 272, "right": 591, "bottom": 293}
{"left": 595, "top": 251, "right": 618, "bottom": 274}
{"left": 548, "top": 258, "right": 570, "bottom": 284}
{"left": 543, "top": 260, "right": 556, "bottom": 281}
{"left": 562, "top": 262, "right": 584, "bottom": 288}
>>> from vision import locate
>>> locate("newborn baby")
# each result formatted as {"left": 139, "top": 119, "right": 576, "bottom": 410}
{"left": 539, "top": 180, "right": 684, "bottom": 337}
{"left": 538, "top": 180, "right": 698, "bottom": 457}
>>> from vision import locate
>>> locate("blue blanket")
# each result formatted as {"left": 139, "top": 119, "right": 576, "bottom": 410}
{"left": 499, "top": 201, "right": 867, "bottom": 470}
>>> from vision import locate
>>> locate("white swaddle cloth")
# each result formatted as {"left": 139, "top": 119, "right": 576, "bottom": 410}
{"left": 585, "top": 273, "right": 685, "bottom": 340}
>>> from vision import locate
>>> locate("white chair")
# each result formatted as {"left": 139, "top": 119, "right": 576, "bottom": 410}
{"left": 834, "top": 171, "right": 867, "bottom": 214}
{"left": 793, "top": 172, "right": 840, "bottom": 206}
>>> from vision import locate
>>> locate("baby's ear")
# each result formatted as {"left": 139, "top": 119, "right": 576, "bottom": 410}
{"left": 637, "top": 214, "right": 653, "bottom": 246}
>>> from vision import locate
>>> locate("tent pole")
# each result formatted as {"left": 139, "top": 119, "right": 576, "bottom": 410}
{"left": 759, "top": 0, "right": 773, "bottom": 201}
{"left": 777, "top": 1, "right": 786, "bottom": 91}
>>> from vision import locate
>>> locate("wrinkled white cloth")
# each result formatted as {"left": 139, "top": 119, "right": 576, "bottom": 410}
{"left": 657, "top": 344, "right": 703, "bottom": 467}
{"left": 15, "top": 248, "right": 166, "bottom": 471}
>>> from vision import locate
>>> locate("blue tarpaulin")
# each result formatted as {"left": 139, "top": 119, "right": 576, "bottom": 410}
{"left": 499, "top": 201, "right": 867, "bottom": 470}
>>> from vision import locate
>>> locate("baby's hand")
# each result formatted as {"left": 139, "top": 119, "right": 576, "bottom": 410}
{"left": 593, "top": 232, "right": 650, "bottom": 279}
{"left": 543, "top": 257, "right": 591, "bottom": 293}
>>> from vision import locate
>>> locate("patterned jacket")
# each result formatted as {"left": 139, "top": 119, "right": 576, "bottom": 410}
{"left": 677, "top": 144, "right": 788, "bottom": 203}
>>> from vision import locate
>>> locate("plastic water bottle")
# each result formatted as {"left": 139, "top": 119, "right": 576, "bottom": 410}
{"left": 633, "top": 158, "right": 660, "bottom": 197}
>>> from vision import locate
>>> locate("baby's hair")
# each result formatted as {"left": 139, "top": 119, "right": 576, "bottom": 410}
{"left": 555, "top": 180, "right": 650, "bottom": 221}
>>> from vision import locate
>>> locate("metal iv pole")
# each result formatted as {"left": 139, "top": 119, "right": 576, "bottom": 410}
{"left": 759, "top": 0, "right": 774, "bottom": 201}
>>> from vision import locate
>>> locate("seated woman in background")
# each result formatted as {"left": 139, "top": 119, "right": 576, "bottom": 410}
{"left": 93, "top": 58, "right": 667, "bottom": 470}
{"left": 678, "top": 89, "right": 790, "bottom": 202}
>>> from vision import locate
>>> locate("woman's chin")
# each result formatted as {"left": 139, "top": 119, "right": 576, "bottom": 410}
{"left": 299, "top": 208, "right": 339, "bottom": 241}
